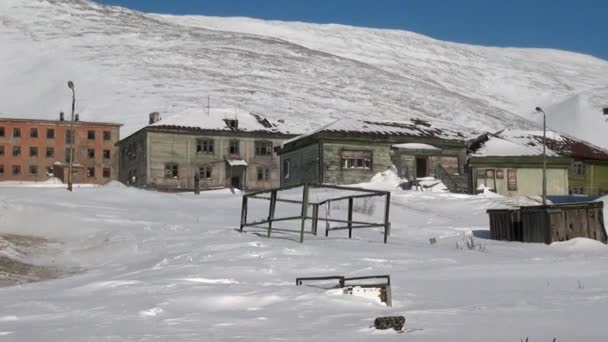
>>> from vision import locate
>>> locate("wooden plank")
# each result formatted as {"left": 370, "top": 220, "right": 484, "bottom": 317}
{"left": 267, "top": 190, "right": 277, "bottom": 238}
{"left": 311, "top": 204, "right": 319, "bottom": 236}
{"left": 239, "top": 195, "right": 248, "bottom": 232}
{"left": 300, "top": 184, "right": 309, "bottom": 243}
{"left": 384, "top": 192, "right": 391, "bottom": 244}
{"left": 348, "top": 197, "right": 354, "bottom": 239}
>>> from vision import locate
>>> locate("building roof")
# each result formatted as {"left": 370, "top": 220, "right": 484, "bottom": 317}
{"left": 469, "top": 129, "right": 608, "bottom": 161}
{"left": 392, "top": 143, "right": 441, "bottom": 151}
{"left": 281, "top": 118, "right": 471, "bottom": 150}
{"left": 0, "top": 117, "right": 122, "bottom": 127}
{"left": 149, "top": 108, "right": 293, "bottom": 135}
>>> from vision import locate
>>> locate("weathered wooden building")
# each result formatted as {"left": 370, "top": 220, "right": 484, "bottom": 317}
{"left": 118, "top": 110, "right": 295, "bottom": 191}
{"left": 0, "top": 115, "right": 121, "bottom": 184}
{"left": 275, "top": 118, "right": 469, "bottom": 190}
{"left": 467, "top": 130, "right": 571, "bottom": 196}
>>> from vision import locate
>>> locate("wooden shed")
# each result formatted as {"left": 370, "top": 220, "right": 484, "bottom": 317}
{"left": 487, "top": 202, "right": 607, "bottom": 244}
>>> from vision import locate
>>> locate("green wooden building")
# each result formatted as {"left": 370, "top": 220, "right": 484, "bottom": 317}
{"left": 276, "top": 118, "right": 469, "bottom": 190}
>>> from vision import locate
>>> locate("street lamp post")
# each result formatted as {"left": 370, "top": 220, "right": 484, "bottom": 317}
{"left": 67, "top": 81, "right": 76, "bottom": 192}
{"left": 535, "top": 107, "right": 547, "bottom": 206}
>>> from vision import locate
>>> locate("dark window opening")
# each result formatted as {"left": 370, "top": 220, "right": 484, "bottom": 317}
{"left": 103, "top": 168, "right": 111, "bottom": 178}
{"left": 29, "top": 146, "right": 38, "bottom": 157}
{"left": 30, "top": 128, "right": 38, "bottom": 138}
{"left": 0, "top": 146, "right": 4, "bottom": 156}
{"left": 255, "top": 141, "right": 273, "bottom": 156}
{"left": 0, "top": 127, "right": 4, "bottom": 137}
{"left": 13, "top": 128, "right": 21, "bottom": 138}
{"left": 199, "top": 166, "right": 212, "bottom": 179}
{"left": 12, "top": 165, "right": 21, "bottom": 176}
{"left": 196, "top": 139, "right": 214, "bottom": 153}
{"left": 65, "top": 130, "right": 73, "bottom": 144}
{"left": 283, "top": 159, "right": 291, "bottom": 180}
{"left": 103, "top": 149, "right": 111, "bottom": 159}
{"left": 228, "top": 140, "right": 240, "bottom": 155}
{"left": 165, "top": 163, "right": 178, "bottom": 178}
{"left": 12, "top": 146, "right": 21, "bottom": 157}
{"left": 87, "top": 149, "right": 95, "bottom": 159}
{"left": 65, "top": 148, "right": 72, "bottom": 163}
{"left": 257, "top": 167, "right": 270, "bottom": 181}
{"left": 0, "top": 165, "right": 4, "bottom": 176}
{"left": 103, "top": 131, "right": 111, "bottom": 141}
{"left": 29, "top": 165, "right": 38, "bottom": 175}
{"left": 46, "top": 147, "right": 54, "bottom": 158}
{"left": 46, "top": 128, "right": 55, "bottom": 139}
{"left": 88, "top": 130, "right": 96, "bottom": 140}
{"left": 87, "top": 167, "right": 95, "bottom": 178}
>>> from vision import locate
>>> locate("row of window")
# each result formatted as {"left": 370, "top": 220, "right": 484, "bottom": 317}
{"left": 0, "top": 127, "right": 112, "bottom": 141}
{"left": 0, "top": 165, "right": 111, "bottom": 178}
{"left": 195, "top": 139, "right": 273, "bottom": 156}
{"left": 0, "top": 146, "right": 111, "bottom": 160}
{"left": 163, "top": 163, "right": 271, "bottom": 182}
{"left": 478, "top": 168, "right": 518, "bottom": 191}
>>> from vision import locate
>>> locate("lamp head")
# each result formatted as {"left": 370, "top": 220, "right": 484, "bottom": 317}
{"left": 535, "top": 107, "right": 543, "bottom": 113}
{"left": 67, "top": 81, "right": 74, "bottom": 90}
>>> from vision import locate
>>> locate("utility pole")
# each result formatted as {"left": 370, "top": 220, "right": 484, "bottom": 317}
{"left": 535, "top": 107, "right": 547, "bottom": 206}
{"left": 67, "top": 81, "right": 76, "bottom": 192}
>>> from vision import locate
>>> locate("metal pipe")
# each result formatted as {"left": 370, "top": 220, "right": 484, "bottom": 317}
{"left": 67, "top": 81, "right": 75, "bottom": 192}
{"left": 536, "top": 107, "right": 547, "bottom": 206}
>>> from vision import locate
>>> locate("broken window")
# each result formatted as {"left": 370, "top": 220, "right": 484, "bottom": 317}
{"left": 12, "top": 146, "right": 21, "bottom": 157}
{"left": 13, "top": 128, "right": 21, "bottom": 138}
{"left": 199, "top": 165, "right": 212, "bottom": 179}
{"left": 87, "top": 148, "right": 95, "bottom": 159}
{"left": 103, "top": 131, "right": 111, "bottom": 141}
{"left": 257, "top": 167, "right": 270, "bottom": 181}
{"left": 341, "top": 151, "right": 372, "bottom": 170}
{"left": 255, "top": 141, "right": 273, "bottom": 157}
{"left": 103, "top": 168, "right": 111, "bottom": 178}
{"left": 29, "top": 146, "right": 38, "bottom": 157}
{"left": 46, "top": 128, "right": 55, "bottom": 139}
{"left": 283, "top": 159, "right": 291, "bottom": 180}
{"left": 30, "top": 128, "right": 38, "bottom": 138}
{"left": 87, "top": 167, "right": 95, "bottom": 178}
{"left": 12, "top": 165, "right": 21, "bottom": 176}
{"left": 165, "top": 163, "right": 178, "bottom": 178}
{"left": 29, "top": 165, "right": 38, "bottom": 175}
{"left": 0, "top": 127, "right": 4, "bottom": 137}
{"left": 573, "top": 161, "right": 586, "bottom": 176}
{"left": 228, "top": 140, "right": 240, "bottom": 155}
{"left": 103, "top": 149, "right": 111, "bottom": 159}
{"left": 507, "top": 169, "right": 517, "bottom": 191}
{"left": 88, "top": 130, "right": 96, "bottom": 140}
{"left": 65, "top": 148, "right": 72, "bottom": 163}
{"left": 0, "top": 164, "right": 4, "bottom": 176}
{"left": 196, "top": 139, "right": 214, "bottom": 153}
{"left": 0, "top": 146, "right": 4, "bottom": 156}
{"left": 46, "top": 147, "right": 54, "bottom": 158}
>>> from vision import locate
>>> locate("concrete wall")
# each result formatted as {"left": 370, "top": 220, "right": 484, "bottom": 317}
{"left": 474, "top": 166, "right": 569, "bottom": 196}
{"left": 0, "top": 119, "right": 120, "bottom": 184}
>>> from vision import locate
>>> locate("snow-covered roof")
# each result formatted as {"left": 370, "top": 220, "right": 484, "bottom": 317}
{"left": 149, "top": 108, "right": 292, "bottom": 135}
{"left": 283, "top": 118, "right": 470, "bottom": 148}
{"left": 470, "top": 129, "right": 608, "bottom": 160}
{"left": 226, "top": 159, "right": 248, "bottom": 166}
{"left": 392, "top": 143, "right": 440, "bottom": 151}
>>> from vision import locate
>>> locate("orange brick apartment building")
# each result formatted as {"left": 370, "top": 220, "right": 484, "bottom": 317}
{"left": 0, "top": 115, "right": 121, "bottom": 184}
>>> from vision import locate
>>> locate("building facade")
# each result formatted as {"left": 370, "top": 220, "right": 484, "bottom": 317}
{"left": 0, "top": 116, "right": 121, "bottom": 184}
{"left": 276, "top": 118, "right": 468, "bottom": 189}
{"left": 118, "top": 111, "right": 295, "bottom": 191}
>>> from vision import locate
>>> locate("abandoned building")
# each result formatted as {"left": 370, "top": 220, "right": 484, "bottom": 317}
{"left": 0, "top": 115, "right": 121, "bottom": 184}
{"left": 275, "top": 118, "right": 469, "bottom": 191}
{"left": 467, "top": 130, "right": 571, "bottom": 196}
{"left": 118, "top": 109, "right": 296, "bottom": 191}
{"left": 468, "top": 129, "right": 608, "bottom": 196}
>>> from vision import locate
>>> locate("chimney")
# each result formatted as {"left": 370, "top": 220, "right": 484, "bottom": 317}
{"left": 75, "top": 114, "right": 80, "bottom": 122}
{"left": 149, "top": 112, "right": 161, "bottom": 124}
{"left": 603, "top": 107, "right": 608, "bottom": 115}
{"left": 60, "top": 112, "right": 65, "bottom": 121}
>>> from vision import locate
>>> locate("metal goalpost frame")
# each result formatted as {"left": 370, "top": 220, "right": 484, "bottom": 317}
{"left": 239, "top": 183, "right": 392, "bottom": 243}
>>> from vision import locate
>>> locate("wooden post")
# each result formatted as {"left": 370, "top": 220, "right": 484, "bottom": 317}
{"left": 194, "top": 174, "right": 200, "bottom": 195}
{"left": 383, "top": 192, "right": 391, "bottom": 244}
{"left": 240, "top": 195, "right": 248, "bottom": 232}
{"left": 300, "top": 184, "right": 309, "bottom": 243}
{"left": 325, "top": 200, "right": 331, "bottom": 237}
{"left": 311, "top": 204, "right": 319, "bottom": 236}
{"left": 267, "top": 190, "right": 277, "bottom": 238}
{"left": 348, "top": 197, "right": 354, "bottom": 239}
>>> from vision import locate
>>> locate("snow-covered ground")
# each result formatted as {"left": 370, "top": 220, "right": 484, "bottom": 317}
{"left": 1, "top": 183, "right": 608, "bottom": 341}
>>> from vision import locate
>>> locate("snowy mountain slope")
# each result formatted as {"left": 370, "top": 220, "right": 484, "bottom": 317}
{"left": 0, "top": 0, "right": 607, "bottom": 145}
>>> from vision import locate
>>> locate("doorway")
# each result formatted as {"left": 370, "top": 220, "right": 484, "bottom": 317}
{"left": 231, "top": 176, "right": 241, "bottom": 189}
{"left": 416, "top": 157, "right": 428, "bottom": 178}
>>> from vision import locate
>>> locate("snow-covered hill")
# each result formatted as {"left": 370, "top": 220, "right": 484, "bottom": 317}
{"left": 1, "top": 0, "right": 607, "bottom": 146}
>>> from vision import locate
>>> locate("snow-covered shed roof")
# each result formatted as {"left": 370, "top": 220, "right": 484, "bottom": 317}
{"left": 281, "top": 118, "right": 471, "bottom": 149}
{"left": 149, "top": 108, "right": 293, "bottom": 135}
{"left": 469, "top": 129, "right": 608, "bottom": 160}
{"left": 392, "top": 143, "right": 440, "bottom": 151}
